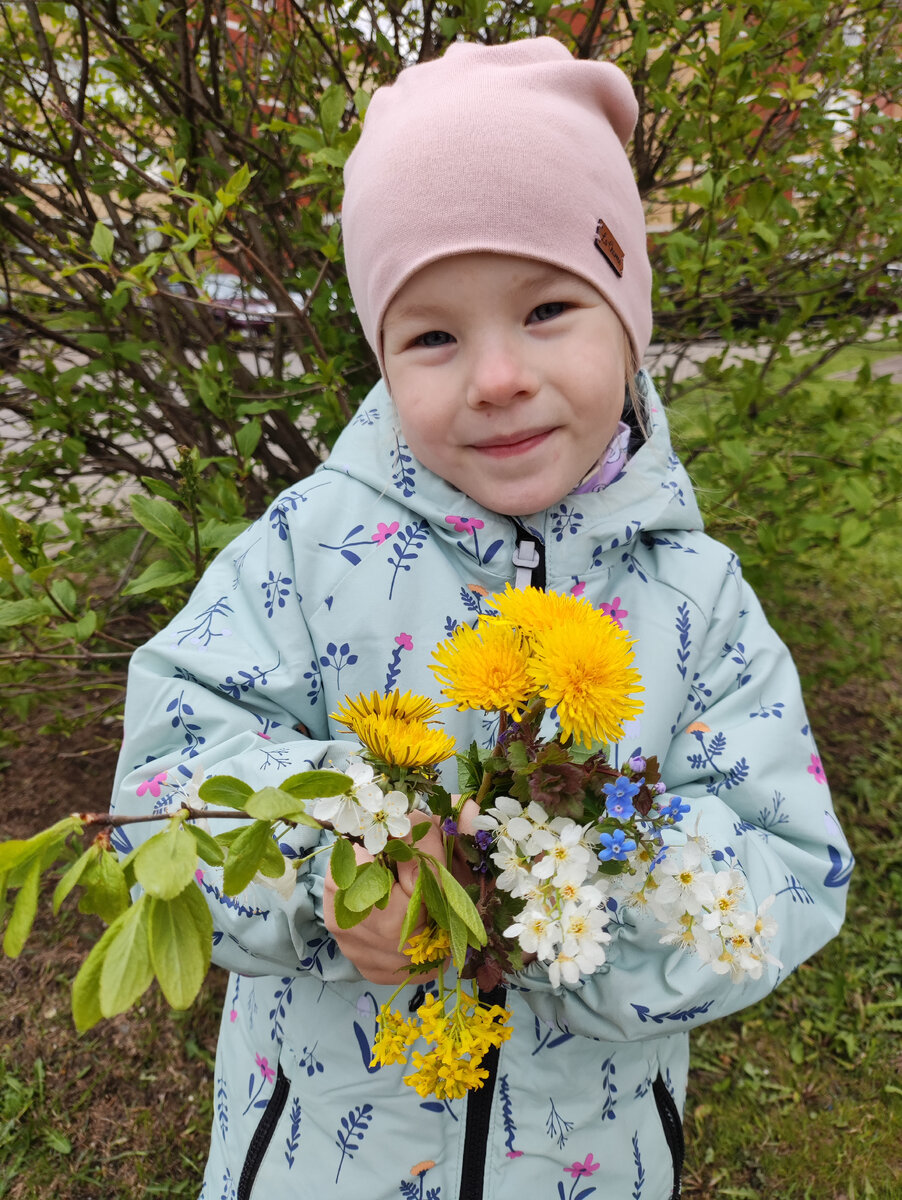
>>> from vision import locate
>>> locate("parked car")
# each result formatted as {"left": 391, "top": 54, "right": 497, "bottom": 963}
{"left": 199, "top": 273, "right": 306, "bottom": 335}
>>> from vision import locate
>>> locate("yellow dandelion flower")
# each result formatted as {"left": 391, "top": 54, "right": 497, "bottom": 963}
{"left": 488, "top": 584, "right": 600, "bottom": 639}
{"left": 352, "top": 713, "right": 456, "bottom": 768}
{"left": 404, "top": 925, "right": 452, "bottom": 965}
{"left": 528, "top": 617, "right": 644, "bottom": 747}
{"left": 332, "top": 688, "right": 442, "bottom": 730}
{"left": 430, "top": 621, "right": 533, "bottom": 716}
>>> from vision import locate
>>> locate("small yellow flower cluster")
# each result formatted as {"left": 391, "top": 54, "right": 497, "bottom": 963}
{"left": 371, "top": 1006, "right": 420, "bottom": 1067}
{"left": 371, "top": 991, "right": 512, "bottom": 1101}
{"left": 405, "top": 992, "right": 512, "bottom": 1100}
{"left": 404, "top": 925, "right": 452, "bottom": 966}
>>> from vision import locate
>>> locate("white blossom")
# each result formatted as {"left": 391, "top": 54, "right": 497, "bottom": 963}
{"left": 356, "top": 788, "right": 411, "bottom": 855}
{"left": 490, "top": 835, "right": 532, "bottom": 894}
{"left": 310, "top": 791, "right": 365, "bottom": 836}
{"left": 547, "top": 949, "right": 582, "bottom": 988}
{"left": 648, "top": 840, "right": 716, "bottom": 917}
{"left": 559, "top": 901, "right": 611, "bottom": 973}
{"left": 529, "top": 821, "right": 592, "bottom": 886}
{"left": 701, "top": 869, "right": 747, "bottom": 932}
{"left": 505, "top": 903, "right": 561, "bottom": 959}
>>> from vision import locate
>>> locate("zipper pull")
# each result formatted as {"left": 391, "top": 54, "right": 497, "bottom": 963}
{"left": 512, "top": 537, "right": 541, "bottom": 589}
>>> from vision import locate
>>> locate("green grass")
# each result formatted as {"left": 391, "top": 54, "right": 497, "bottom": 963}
{"left": 683, "top": 701, "right": 902, "bottom": 1196}
{"left": 672, "top": 338, "right": 902, "bottom": 1196}
{"left": 0, "top": 897, "right": 224, "bottom": 1199}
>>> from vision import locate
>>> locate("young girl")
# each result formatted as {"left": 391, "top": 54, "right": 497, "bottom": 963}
{"left": 112, "top": 38, "right": 851, "bottom": 1200}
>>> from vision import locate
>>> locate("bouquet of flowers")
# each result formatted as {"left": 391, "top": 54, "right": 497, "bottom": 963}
{"left": 257, "top": 586, "right": 780, "bottom": 1101}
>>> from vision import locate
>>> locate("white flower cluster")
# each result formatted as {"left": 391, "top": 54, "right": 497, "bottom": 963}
{"left": 309, "top": 757, "right": 412, "bottom": 855}
{"left": 474, "top": 796, "right": 780, "bottom": 988}
{"left": 647, "top": 839, "right": 781, "bottom": 981}
{"left": 472, "top": 796, "right": 618, "bottom": 988}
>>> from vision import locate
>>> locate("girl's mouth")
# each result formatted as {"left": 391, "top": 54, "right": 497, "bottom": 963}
{"left": 470, "top": 429, "right": 554, "bottom": 458}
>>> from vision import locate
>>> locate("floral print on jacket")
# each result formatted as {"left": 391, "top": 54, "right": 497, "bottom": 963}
{"left": 112, "top": 373, "right": 851, "bottom": 1200}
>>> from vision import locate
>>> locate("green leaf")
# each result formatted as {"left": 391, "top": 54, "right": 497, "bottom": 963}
{"left": 383, "top": 838, "right": 414, "bottom": 861}
{"left": 319, "top": 84, "right": 346, "bottom": 139}
{"left": 751, "top": 220, "right": 779, "bottom": 251}
{"left": 0, "top": 837, "right": 39, "bottom": 873}
{"left": 438, "top": 865, "right": 486, "bottom": 946}
{"left": 44, "top": 1128, "right": 72, "bottom": 1154}
{"left": 279, "top": 770, "right": 351, "bottom": 800}
{"left": 330, "top": 836, "right": 357, "bottom": 890}
{"left": 73, "top": 609, "right": 98, "bottom": 641}
{"left": 72, "top": 921, "right": 118, "bottom": 1032}
{"left": 129, "top": 493, "right": 193, "bottom": 556}
{"left": 222, "top": 819, "right": 281, "bottom": 895}
{"left": 90, "top": 220, "right": 115, "bottom": 263}
{"left": 398, "top": 870, "right": 424, "bottom": 951}
{"left": 448, "top": 911, "right": 468, "bottom": 971}
{"left": 408, "top": 817, "right": 433, "bottom": 844}
{"left": 198, "top": 775, "right": 254, "bottom": 808}
{"left": 420, "top": 865, "right": 449, "bottom": 929}
{"left": 123, "top": 559, "right": 194, "bottom": 596}
{"left": 0, "top": 598, "right": 52, "bottom": 627}
{"left": 3, "top": 856, "right": 41, "bottom": 957}
{"left": 235, "top": 418, "right": 262, "bottom": 459}
{"left": 505, "top": 739, "right": 529, "bottom": 769}
{"left": 342, "top": 861, "right": 393, "bottom": 913}
{"left": 98, "top": 896, "right": 154, "bottom": 1017}
{"left": 53, "top": 844, "right": 98, "bottom": 914}
{"left": 244, "top": 786, "right": 313, "bottom": 822}
{"left": 77, "top": 849, "right": 131, "bottom": 924}
{"left": 839, "top": 517, "right": 870, "bottom": 548}
{"left": 148, "top": 884, "right": 212, "bottom": 1009}
{"left": 331, "top": 888, "right": 370, "bottom": 930}
{"left": 311, "top": 145, "right": 348, "bottom": 169}
{"left": 133, "top": 823, "right": 198, "bottom": 900}
{"left": 185, "top": 823, "right": 225, "bottom": 867}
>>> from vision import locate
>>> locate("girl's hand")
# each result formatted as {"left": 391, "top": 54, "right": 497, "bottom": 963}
{"left": 454, "top": 797, "right": 537, "bottom": 971}
{"left": 322, "top": 813, "right": 446, "bottom": 985}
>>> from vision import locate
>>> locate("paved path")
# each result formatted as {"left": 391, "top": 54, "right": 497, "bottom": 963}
{"left": 3, "top": 333, "right": 900, "bottom": 523}
{"left": 827, "top": 353, "right": 902, "bottom": 383}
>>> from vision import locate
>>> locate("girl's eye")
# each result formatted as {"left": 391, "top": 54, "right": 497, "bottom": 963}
{"left": 415, "top": 330, "right": 454, "bottom": 347}
{"left": 529, "top": 301, "right": 568, "bottom": 323}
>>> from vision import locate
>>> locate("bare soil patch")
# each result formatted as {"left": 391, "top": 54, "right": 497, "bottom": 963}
{"left": 0, "top": 730, "right": 225, "bottom": 1199}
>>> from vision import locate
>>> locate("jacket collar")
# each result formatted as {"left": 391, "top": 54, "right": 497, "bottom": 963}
{"left": 321, "top": 371, "right": 703, "bottom": 585}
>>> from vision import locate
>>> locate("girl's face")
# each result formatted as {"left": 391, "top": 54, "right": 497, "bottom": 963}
{"left": 382, "top": 253, "right": 627, "bottom": 516}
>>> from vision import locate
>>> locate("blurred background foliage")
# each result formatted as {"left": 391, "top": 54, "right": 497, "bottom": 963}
{"left": 0, "top": 0, "right": 900, "bottom": 736}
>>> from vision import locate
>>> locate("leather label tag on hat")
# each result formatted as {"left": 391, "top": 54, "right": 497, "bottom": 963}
{"left": 594, "top": 219, "right": 624, "bottom": 277}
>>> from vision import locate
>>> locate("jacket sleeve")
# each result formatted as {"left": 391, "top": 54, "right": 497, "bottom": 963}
{"left": 111, "top": 504, "right": 364, "bottom": 983}
{"left": 513, "top": 565, "right": 852, "bottom": 1041}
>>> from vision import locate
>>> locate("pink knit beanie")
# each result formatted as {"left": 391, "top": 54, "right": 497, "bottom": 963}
{"left": 342, "top": 37, "right": 652, "bottom": 371}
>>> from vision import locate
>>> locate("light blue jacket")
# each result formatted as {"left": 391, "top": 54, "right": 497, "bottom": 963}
{"left": 112, "top": 374, "right": 851, "bottom": 1200}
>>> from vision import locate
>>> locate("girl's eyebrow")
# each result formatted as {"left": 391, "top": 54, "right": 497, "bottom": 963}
{"left": 385, "top": 301, "right": 448, "bottom": 324}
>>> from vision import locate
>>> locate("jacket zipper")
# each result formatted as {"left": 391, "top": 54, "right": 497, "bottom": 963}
{"left": 458, "top": 983, "right": 506, "bottom": 1200}
{"left": 237, "top": 1063, "right": 290, "bottom": 1200}
{"left": 652, "top": 1072, "right": 685, "bottom": 1200}
{"left": 458, "top": 532, "right": 546, "bottom": 1200}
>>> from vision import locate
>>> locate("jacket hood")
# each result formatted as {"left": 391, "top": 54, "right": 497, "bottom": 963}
{"left": 322, "top": 371, "right": 703, "bottom": 577}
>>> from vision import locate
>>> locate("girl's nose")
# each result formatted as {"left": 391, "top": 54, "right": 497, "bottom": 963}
{"left": 465, "top": 337, "right": 538, "bottom": 408}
